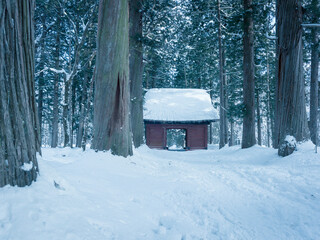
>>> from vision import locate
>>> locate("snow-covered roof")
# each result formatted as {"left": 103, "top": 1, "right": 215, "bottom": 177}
{"left": 143, "top": 88, "right": 219, "bottom": 122}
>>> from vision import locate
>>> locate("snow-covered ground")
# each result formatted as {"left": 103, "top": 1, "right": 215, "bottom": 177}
{"left": 1, "top": 142, "right": 320, "bottom": 240}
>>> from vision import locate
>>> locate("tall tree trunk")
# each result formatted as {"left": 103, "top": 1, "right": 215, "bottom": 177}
{"left": 129, "top": 0, "right": 144, "bottom": 148}
{"left": 51, "top": 9, "right": 61, "bottom": 148}
{"left": 275, "top": 0, "right": 309, "bottom": 156}
{"left": 92, "top": 0, "right": 133, "bottom": 157}
{"left": 229, "top": 120, "right": 235, "bottom": 146}
{"left": 267, "top": 79, "right": 271, "bottom": 148}
{"left": 37, "top": 15, "right": 47, "bottom": 142}
{"left": 256, "top": 90, "right": 262, "bottom": 145}
{"left": 0, "top": 0, "right": 40, "bottom": 187}
{"left": 309, "top": 0, "right": 319, "bottom": 146}
{"left": 184, "top": 64, "right": 187, "bottom": 88}
{"left": 76, "top": 65, "right": 89, "bottom": 148}
{"left": 82, "top": 68, "right": 95, "bottom": 151}
{"left": 266, "top": 52, "right": 271, "bottom": 148}
{"left": 209, "top": 79, "right": 213, "bottom": 144}
{"left": 63, "top": 74, "right": 70, "bottom": 147}
{"left": 218, "top": 0, "right": 228, "bottom": 149}
{"left": 310, "top": 28, "right": 319, "bottom": 145}
{"left": 223, "top": 55, "right": 228, "bottom": 145}
{"left": 242, "top": 0, "right": 256, "bottom": 148}
{"left": 69, "top": 80, "right": 76, "bottom": 148}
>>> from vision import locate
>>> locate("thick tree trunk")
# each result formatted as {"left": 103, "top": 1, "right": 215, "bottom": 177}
{"left": 129, "top": 0, "right": 144, "bottom": 148}
{"left": 92, "top": 0, "right": 133, "bottom": 157}
{"left": 309, "top": 0, "right": 319, "bottom": 146}
{"left": 51, "top": 9, "right": 61, "bottom": 148}
{"left": 274, "top": 0, "right": 309, "bottom": 155}
{"left": 37, "top": 15, "right": 47, "bottom": 141}
{"left": 218, "top": 0, "right": 228, "bottom": 149}
{"left": 0, "top": 0, "right": 40, "bottom": 187}
{"left": 242, "top": 0, "right": 256, "bottom": 148}
{"left": 310, "top": 28, "right": 319, "bottom": 145}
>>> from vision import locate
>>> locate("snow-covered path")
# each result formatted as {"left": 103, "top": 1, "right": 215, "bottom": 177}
{"left": 1, "top": 143, "right": 319, "bottom": 240}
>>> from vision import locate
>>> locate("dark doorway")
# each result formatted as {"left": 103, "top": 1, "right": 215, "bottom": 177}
{"left": 166, "top": 129, "right": 187, "bottom": 150}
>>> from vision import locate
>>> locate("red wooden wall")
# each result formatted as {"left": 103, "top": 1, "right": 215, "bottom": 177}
{"left": 145, "top": 123, "right": 208, "bottom": 150}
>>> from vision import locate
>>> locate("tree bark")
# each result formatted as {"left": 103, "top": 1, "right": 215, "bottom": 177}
{"left": 310, "top": 28, "right": 319, "bottom": 145}
{"left": 229, "top": 120, "right": 235, "bottom": 146}
{"left": 267, "top": 84, "right": 271, "bottom": 148}
{"left": 63, "top": 74, "right": 69, "bottom": 147}
{"left": 37, "top": 15, "right": 47, "bottom": 142}
{"left": 69, "top": 79, "right": 76, "bottom": 148}
{"left": 51, "top": 8, "right": 61, "bottom": 148}
{"left": 274, "top": 0, "right": 309, "bottom": 155}
{"left": 218, "top": 0, "right": 228, "bottom": 149}
{"left": 82, "top": 69, "right": 95, "bottom": 151}
{"left": 0, "top": 0, "right": 40, "bottom": 187}
{"left": 209, "top": 79, "right": 213, "bottom": 144}
{"left": 242, "top": 0, "right": 256, "bottom": 148}
{"left": 266, "top": 53, "right": 271, "bottom": 148}
{"left": 76, "top": 65, "right": 89, "bottom": 148}
{"left": 256, "top": 90, "right": 262, "bottom": 145}
{"left": 309, "top": 0, "right": 319, "bottom": 146}
{"left": 92, "top": 0, "right": 133, "bottom": 157}
{"left": 129, "top": 0, "right": 144, "bottom": 148}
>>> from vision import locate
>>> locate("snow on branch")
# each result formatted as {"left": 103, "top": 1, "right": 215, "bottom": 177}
{"left": 35, "top": 67, "right": 48, "bottom": 77}
{"left": 49, "top": 68, "right": 67, "bottom": 75}
{"left": 266, "top": 33, "right": 277, "bottom": 40}
{"left": 48, "top": 68, "right": 71, "bottom": 81}
{"left": 302, "top": 23, "right": 320, "bottom": 28}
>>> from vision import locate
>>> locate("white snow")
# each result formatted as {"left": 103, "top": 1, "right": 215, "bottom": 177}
{"left": 20, "top": 162, "right": 33, "bottom": 171}
{"left": 1, "top": 142, "right": 320, "bottom": 239}
{"left": 49, "top": 68, "right": 72, "bottom": 81}
{"left": 285, "top": 135, "right": 297, "bottom": 147}
{"left": 144, "top": 88, "right": 218, "bottom": 122}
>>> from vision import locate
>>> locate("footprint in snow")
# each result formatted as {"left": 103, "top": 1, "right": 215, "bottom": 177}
{"left": 153, "top": 215, "right": 176, "bottom": 235}
{"left": 54, "top": 181, "right": 65, "bottom": 191}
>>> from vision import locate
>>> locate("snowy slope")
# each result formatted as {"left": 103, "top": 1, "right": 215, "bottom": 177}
{"left": 0, "top": 142, "right": 320, "bottom": 240}
{"left": 144, "top": 88, "right": 219, "bottom": 122}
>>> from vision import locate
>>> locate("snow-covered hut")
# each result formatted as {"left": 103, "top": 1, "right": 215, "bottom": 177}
{"left": 143, "top": 88, "right": 219, "bottom": 150}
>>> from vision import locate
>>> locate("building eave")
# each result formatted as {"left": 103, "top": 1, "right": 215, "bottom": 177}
{"left": 144, "top": 119, "right": 219, "bottom": 125}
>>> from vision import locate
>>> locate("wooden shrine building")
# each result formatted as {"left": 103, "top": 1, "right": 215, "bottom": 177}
{"left": 143, "top": 88, "right": 219, "bottom": 150}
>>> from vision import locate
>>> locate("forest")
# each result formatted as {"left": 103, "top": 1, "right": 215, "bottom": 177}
{"left": 37, "top": 0, "right": 320, "bottom": 152}
{"left": 1, "top": 1, "right": 320, "bottom": 239}
{"left": 0, "top": 0, "right": 319, "bottom": 187}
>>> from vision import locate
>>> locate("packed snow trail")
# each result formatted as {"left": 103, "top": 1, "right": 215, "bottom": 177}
{"left": 0, "top": 142, "right": 319, "bottom": 240}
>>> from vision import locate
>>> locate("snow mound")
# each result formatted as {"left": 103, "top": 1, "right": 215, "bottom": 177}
{"left": 279, "top": 135, "right": 297, "bottom": 157}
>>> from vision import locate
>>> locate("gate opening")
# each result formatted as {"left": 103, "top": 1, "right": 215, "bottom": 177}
{"left": 166, "top": 129, "right": 187, "bottom": 150}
